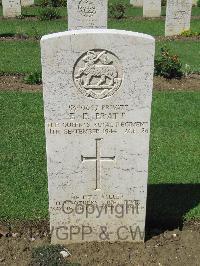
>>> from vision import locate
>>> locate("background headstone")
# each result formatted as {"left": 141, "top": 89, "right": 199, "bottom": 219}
{"left": 143, "top": 0, "right": 161, "bottom": 17}
{"left": 192, "top": 0, "right": 197, "bottom": 5}
{"left": 41, "top": 29, "right": 155, "bottom": 244}
{"left": 67, "top": 0, "right": 108, "bottom": 30}
{"left": 130, "top": 0, "right": 143, "bottom": 7}
{"left": 165, "top": 0, "right": 192, "bottom": 36}
{"left": 21, "top": 0, "right": 34, "bottom": 7}
{"left": 2, "top": 0, "right": 21, "bottom": 17}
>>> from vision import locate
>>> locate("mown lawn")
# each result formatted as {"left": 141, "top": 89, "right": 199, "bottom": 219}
{"left": 0, "top": 41, "right": 41, "bottom": 73}
{"left": 0, "top": 39, "right": 199, "bottom": 74}
{"left": 0, "top": 0, "right": 199, "bottom": 76}
{"left": 0, "top": 3, "right": 199, "bottom": 74}
{"left": 0, "top": 15, "right": 200, "bottom": 37}
{"left": 0, "top": 91, "right": 200, "bottom": 224}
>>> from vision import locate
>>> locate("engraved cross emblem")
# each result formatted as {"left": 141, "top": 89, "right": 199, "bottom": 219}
{"left": 81, "top": 138, "right": 115, "bottom": 190}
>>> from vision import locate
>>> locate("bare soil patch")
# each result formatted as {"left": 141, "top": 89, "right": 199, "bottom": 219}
{"left": 0, "top": 75, "right": 42, "bottom": 92}
{"left": 0, "top": 35, "right": 39, "bottom": 41}
{"left": 0, "top": 74, "right": 199, "bottom": 93}
{"left": 0, "top": 16, "right": 65, "bottom": 22}
{"left": 1, "top": 31, "right": 199, "bottom": 42}
{"left": 0, "top": 16, "right": 42, "bottom": 21}
{"left": 0, "top": 221, "right": 200, "bottom": 266}
{"left": 154, "top": 75, "right": 200, "bottom": 91}
{"left": 156, "top": 35, "right": 200, "bottom": 41}
{"left": 126, "top": 15, "right": 200, "bottom": 21}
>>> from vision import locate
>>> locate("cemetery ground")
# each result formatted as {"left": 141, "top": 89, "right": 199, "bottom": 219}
{"left": 0, "top": 1, "right": 200, "bottom": 265}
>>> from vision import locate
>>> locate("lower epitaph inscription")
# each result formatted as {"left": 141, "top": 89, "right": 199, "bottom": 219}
{"left": 41, "top": 29, "right": 155, "bottom": 244}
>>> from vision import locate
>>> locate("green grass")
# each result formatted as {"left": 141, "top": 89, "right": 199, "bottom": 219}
{"left": 149, "top": 92, "right": 200, "bottom": 223}
{"left": 0, "top": 15, "right": 200, "bottom": 37}
{"left": 0, "top": 91, "right": 200, "bottom": 223}
{"left": 0, "top": 3, "right": 200, "bottom": 37}
{"left": 0, "top": 92, "right": 48, "bottom": 220}
{"left": 0, "top": 41, "right": 41, "bottom": 73}
{"left": 22, "top": 6, "right": 67, "bottom": 17}
{"left": 191, "top": 6, "right": 200, "bottom": 16}
{"left": 0, "top": 39, "right": 199, "bottom": 74}
{"left": 0, "top": 3, "right": 198, "bottom": 74}
{"left": 109, "top": 19, "right": 166, "bottom": 36}
{"left": 0, "top": 19, "right": 67, "bottom": 37}
{"left": 111, "top": 19, "right": 200, "bottom": 36}
{"left": 150, "top": 92, "right": 200, "bottom": 184}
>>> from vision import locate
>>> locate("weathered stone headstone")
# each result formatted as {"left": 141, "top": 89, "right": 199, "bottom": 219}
{"left": 41, "top": 29, "right": 155, "bottom": 244}
{"left": 143, "top": 0, "right": 161, "bottom": 17}
{"left": 67, "top": 0, "right": 108, "bottom": 30}
{"left": 21, "top": 0, "right": 34, "bottom": 7}
{"left": 165, "top": 0, "right": 192, "bottom": 36}
{"left": 2, "top": 0, "right": 21, "bottom": 17}
{"left": 130, "top": 0, "right": 143, "bottom": 7}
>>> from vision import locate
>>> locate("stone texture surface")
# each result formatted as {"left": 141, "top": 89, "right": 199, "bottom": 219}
{"left": 21, "top": 0, "right": 34, "bottom": 7}
{"left": 143, "top": 0, "right": 161, "bottom": 17}
{"left": 130, "top": 0, "right": 143, "bottom": 7}
{"left": 165, "top": 0, "right": 192, "bottom": 36}
{"left": 41, "top": 29, "right": 155, "bottom": 244}
{"left": 2, "top": 0, "right": 21, "bottom": 17}
{"left": 67, "top": 0, "right": 108, "bottom": 30}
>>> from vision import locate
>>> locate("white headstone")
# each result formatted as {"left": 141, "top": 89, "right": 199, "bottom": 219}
{"left": 165, "top": 0, "right": 192, "bottom": 36}
{"left": 130, "top": 0, "right": 143, "bottom": 7}
{"left": 67, "top": 0, "right": 108, "bottom": 30}
{"left": 21, "top": 0, "right": 34, "bottom": 7}
{"left": 41, "top": 29, "right": 155, "bottom": 244}
{"left": 143, "top": 0, "right": 161, "bottom": 17}
{"left": 2, "top": 0, "right": 21, "bottom": 17}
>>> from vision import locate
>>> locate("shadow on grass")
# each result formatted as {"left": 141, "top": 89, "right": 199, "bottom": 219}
{"left": 146, "top": 184, "right": 200, "bottom": 236}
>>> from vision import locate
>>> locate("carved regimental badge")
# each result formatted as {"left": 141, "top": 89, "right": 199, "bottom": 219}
{"left": 73, "top": 50, "right": 123, "bottom": 99}
{"left": 78, "top": 0, "right": 96, "bottom": 17}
